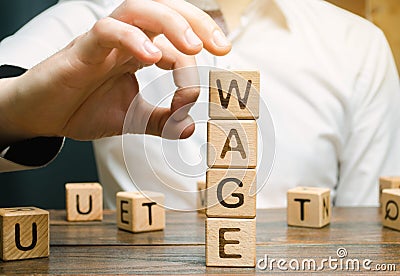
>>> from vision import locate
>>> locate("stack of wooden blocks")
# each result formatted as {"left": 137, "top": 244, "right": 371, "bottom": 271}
{"left": 206, "top": 70, "right": 259, "bottom": 267}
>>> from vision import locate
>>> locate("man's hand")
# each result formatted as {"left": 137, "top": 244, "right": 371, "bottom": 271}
{"left": 0, "top": 0, "right": 231, "bottom": 146}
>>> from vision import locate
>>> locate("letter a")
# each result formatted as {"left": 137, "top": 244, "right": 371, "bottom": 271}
{"left": 220, "top": 129, "right": 246, "bottom": 159}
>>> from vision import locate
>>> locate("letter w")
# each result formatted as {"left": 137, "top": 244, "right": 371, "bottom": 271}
{"left": 216, "top": 79, "right": 252, "bottom": 109}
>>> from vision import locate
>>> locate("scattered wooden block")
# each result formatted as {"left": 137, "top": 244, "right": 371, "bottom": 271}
{"left": 206, "top": 169, "right": 256, "bottom": 218}
{"left": 197, "top": 181, "right": 206, "bottom": 214}
{"left": 381, "top": 188, "right": 400, "bottom": 231}
{"left": 0, "top": 207, "right": 49, "bottom": 261}
{"left": 287, "top": 187, "right": 331, "bottom": 228}
{"left": 209, "top": 70, "right": 260, "bottom": 119}
{"left": 207, "top": 120, "right": 257, "bottom": 168}
{"left": 65, "top": 183, "right": 103, "bottom": 221}
{"left": 206, "top": 218, "right": 256, "bottom": 267}
{"left": 116, "top": 191, "right": 165, "bottom": 233}
{"left": 379, "top": 177, "right": 400, "bottom": 206}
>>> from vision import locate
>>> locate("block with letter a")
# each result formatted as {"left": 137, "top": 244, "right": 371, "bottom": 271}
{"left": 206, "top": 70, "right": 259, "bottom": 267}
{"left": 207, "top": 120, "right": 257, "bottom": 168}
{"left": 116, "top": 191, "right": 165, "bottom": 233}
{"left": 287, "top": 187, "right": 331, "bottom": 228}
{"left": 381, "top": 188, "right": 400, "bottom": 231}
{"left": 0, "top": 207, "right": 49, "bottom": 261}
{"left": 206, "top": 218, "right": 256, "bottom": 267}
{"left": 65, "top": 182, "right": 103, "bottom": 221}
{"left": 209, "top": 70, "right": 260, "bottom": 119}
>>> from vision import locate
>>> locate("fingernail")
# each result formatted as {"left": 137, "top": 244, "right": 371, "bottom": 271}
{"left": 184, "top": 28, "right": 202, "bottom": 47}
{"left": 213, "top": 29, "right": 230, "bottom": 47}
{"left": 143, "top": 41, "right": 161, "bottom": 55}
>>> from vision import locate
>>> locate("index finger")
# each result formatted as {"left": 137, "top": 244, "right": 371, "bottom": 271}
{"left": 155, "top": 0, "right": 232, "bottom": 56}
{"left": 110, "top": 0, "right": 231, "bottom": 56}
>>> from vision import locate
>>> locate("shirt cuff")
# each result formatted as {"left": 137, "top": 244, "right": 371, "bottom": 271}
{"left": 0, "top": 64, "right": 64, "bottom": 172}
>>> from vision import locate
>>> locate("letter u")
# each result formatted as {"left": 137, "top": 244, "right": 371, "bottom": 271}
{"left": 15, "top": 223, "right": 37, "bottom": 251}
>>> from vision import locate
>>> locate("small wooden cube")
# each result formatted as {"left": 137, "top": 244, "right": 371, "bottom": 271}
{"left": 0, "top": 207, "right": 49, "bottom": 261}
{"left": 379, "top": 177, "right": 400, "bottom": 206}
{"left": 209, "top": 70, "right": 260, "bottom": 119}
{"left": 207, "top": 120, "right": 257, "bottom": 168}
{"left": 381, "top": 189, "right": 400, "bottom": 231}
{"left": 206, "top": 218, "right": 256, "bottom": 267}
{"left": 197, "top": 181, "right": 206, "bottom": 214}
{"left": 287, "top": 187, "right": 331, "bottom": 228}
{"left": 116, "top": 191, "right": 165, "bottom": 233}
{"left": 65, "top": 183, "right": 103, "bottom": 221}
{"left": 206, "top": 169, "right": 256, "bottom": 218}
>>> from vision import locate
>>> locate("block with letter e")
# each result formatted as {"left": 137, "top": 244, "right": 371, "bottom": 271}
{"left": 206, "top": 169, "right": 256, "bottom": 218}
{"left": 207, "top": 120, "right": 257, "bottom": 168}
{"left": 381, "top": 189, "right": 400, "bottom": 231}
{"left": 0, "top": 207, "right": 49, "bottom": 261}
{"left": 116, "top": 191, "right": 165, "bottom": 233}
{"left": 209, "top": 70, "right": 260, "bottom": 119}
{"left": 206, "top": 218, "right": 256, "bottom": 267}
{"left": 379, "top": 177, "right": 400, "bottom": 207}
{"left": 65, "top": 182, "right": 103, "bottom": 221}
{"left": 287, "top": 187, "right": 331, "bottom": 228}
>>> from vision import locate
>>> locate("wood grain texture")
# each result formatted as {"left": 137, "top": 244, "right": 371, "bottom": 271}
{"left": 206, "top": 169, "right": 256, "bottom": 218}
{"left": 380, "top": 177, "right": 400, "bottom": 206}
{"left": 1, "top": 208, "right": 400, "bottom": 274}
{"left": 1, "top": 244, "right": 400, "bottom": 274}
{"left": 209, "top": 70, "right": 260, "bottom": 119}
{"left": 116, "top": 191, "right": 165, "bottom": 233}
{"left": 197, "top": 181, "right": 206, "bottom": 214}
{"left": 0, "top": 207, "right": 49, "bottom": 261}
{"left": 206, "top": 218, "right": 256, "bottom": 267}
{"left": 47, "top": 208, "right": 400, "bottom": 246}
{"left": 287, "top": 187, "right": 331, "bottom": 228}
{"left": 207, "top": 120, "right": 257, "bottom": 168}
{"left": 65, "top": 183, "right": 103, "bottom": 221}
{"left": 381, "top": 189, "right": 400, "bottom": 231}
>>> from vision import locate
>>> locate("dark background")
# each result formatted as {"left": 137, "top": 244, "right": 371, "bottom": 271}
{"left": 0, "top": 0, "right": 99, "bottom": 209}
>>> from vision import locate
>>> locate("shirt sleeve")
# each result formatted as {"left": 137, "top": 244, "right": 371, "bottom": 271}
{"left": 0, "top": 65, "right": 64, "bottom": 173}
{"left": 335, "top": 29, "right": 400, "bottom": 206}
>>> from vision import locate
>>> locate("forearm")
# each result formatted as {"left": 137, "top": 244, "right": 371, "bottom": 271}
{"left": 0, "top": 75, "right": 37, "bottom": 150}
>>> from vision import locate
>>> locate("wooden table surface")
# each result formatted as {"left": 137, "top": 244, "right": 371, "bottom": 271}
{"left": 1, "top": 208, "right": 399, "bottom": 274}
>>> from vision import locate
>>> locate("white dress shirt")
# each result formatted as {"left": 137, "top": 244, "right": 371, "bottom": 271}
{"left": 0, "top": 0, "right": 399, "bottom": 209}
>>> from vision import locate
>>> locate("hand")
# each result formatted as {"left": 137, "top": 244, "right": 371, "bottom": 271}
{"left": 0, "top": 0, "right": 231, "bottom": 146}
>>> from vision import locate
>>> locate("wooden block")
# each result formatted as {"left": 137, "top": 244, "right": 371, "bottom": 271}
{"left": 116, "top": 191, "right": 165, "bottom": 233}
{"left": 209, "top": 70, "right": 260, "bottom": 119}
{"left": 0, "top": 207, "right": 49, "bottom": 261}
{"left": 379, "top": 177, "right": 400, "bottom": 206}
{"left": 65, "top": 183, "right": 103, "bottom": 221}
{"left": 197, "top": 181, "right": 206, "bottom": 214}
{"left": 207, "top": 120, "right": 257, "bottom": 168}
{"left": 206, "top": 169, "right": 256, "bottom": 218}
{"left": 287, "top": 187, "right": 331, "bottom": 228}
{"left": 381, "top": 189, "right": 400, "bottom": 231}
{"left": 206, "top": 218, "right": 256, "bottom": 267}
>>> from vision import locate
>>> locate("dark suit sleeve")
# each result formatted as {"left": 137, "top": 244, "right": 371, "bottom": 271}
{"left": 0, "top": 65, "right": 63, "bottom": 168}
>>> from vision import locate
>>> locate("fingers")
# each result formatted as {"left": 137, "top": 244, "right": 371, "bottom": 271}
{"left": 72, "top": 17, "right": 162, "bottom": 65}
{"left": 125, "top": 94, "right": 194, "bottom": 139}
{"left": 154, "top": 36, "right": 200, "bottom": 122}
{"left": 154, "top": 0, "right": 231, "bottom": 56}
{"left": 110, "top": 0, "right": 231, "bottom": 56}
